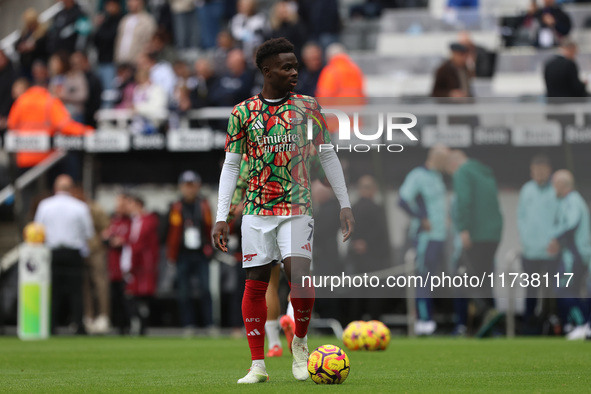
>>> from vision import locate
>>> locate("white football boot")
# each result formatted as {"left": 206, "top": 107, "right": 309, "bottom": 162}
{"left": 237, "top": 364, "right": 268, "bottom": 384}
{"left": 291, "top": 335, "right": 309, "bottom": 381}
{"left": 567, "top": 324, "right": 589, "bottom": 340}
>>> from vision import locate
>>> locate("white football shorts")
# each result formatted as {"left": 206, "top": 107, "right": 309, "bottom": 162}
{"left": 241, "top": 215, "right": 314, "bottom": 268}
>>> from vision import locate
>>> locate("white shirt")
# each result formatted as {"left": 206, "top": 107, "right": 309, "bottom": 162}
{"left": 120, "top": 214, "right": 143, "bottom": 274}
{"left": 34, "top": 192, "right": 94, "bottom": 253}
{"left": 150, "top": 62, "right": 176, "bottom": 102}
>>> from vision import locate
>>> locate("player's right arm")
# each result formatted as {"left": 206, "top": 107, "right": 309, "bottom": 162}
{"left": 212, "top": 109, "right": 246, "bottom": 252}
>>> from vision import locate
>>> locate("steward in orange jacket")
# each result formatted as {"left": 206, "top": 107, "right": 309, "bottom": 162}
{"left": 7, "top": 85, "right": 91, "bottom": 169}
{"left": 315, "top": 48, "right": 366, "bottom": 133}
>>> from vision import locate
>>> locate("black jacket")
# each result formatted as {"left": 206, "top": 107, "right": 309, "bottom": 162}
{"left": 544, "top": 55, "right": 587, "bottom": 98}
{"left": 93, "top": 13, "right": 122, "bottom": 64}
{"left": 533, "top": 6, "right": 572, "bottom": 47}
{"left": 46, "top": 4, "right": 88, "bottom": 54}
{"left": 0, "top": 62, "right": 16, "bottom": 119}
{"left": 84, "top": 71, "right": 104, "bottom": 127}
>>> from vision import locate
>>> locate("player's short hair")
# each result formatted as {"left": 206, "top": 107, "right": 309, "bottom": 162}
{"left": 255, "top": 38, "right": 295, "bottom": 71}
{"left": 531, "top": 154, "right": 551, "bottom": 167}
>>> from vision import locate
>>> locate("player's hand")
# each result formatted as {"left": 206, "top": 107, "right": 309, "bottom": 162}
{"left": 212, "top": 221, "right": 230, "bottom": 252}
{"left": 421, "top": 218, "right": 432, "bottom": 231}
{"left": 547, "top": 239, "right": 560, "bottom": 255}
{"left": 340, "top": 207, "right": 355, "bottom": 242}
{"left": 461, "top": 231, "right": 472, "bottom": 250}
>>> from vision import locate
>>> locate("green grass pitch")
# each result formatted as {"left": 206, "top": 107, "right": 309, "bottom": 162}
{"left": 0, "top": 336, "right": 589, "bottom": 392}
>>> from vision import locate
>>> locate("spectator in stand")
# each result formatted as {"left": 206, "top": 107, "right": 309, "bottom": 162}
{"left": 147, "top": 0, "right": 174, "bottom": 41}
{"left": 46, "top": 0, "right": 90, "bottom": 55}
{"left": 432, "top": 43, "right": 472, "bottom": 98}
{"left": 7, "top": 78, "right": 90, "bottom": 175}
{"left": 522, "top": 0, "right": 572, "bottom": 48}
{"left": 93, "top": 0, "right": 123, "bottom": 91}
{"left": 212, "top": 30, "right": 236, "bottom": 76}
{"left": 544, "top": 38, "right": 588, "bottom": 98}
{"left": 11, "top": 78, "right": 30, "bottom": 102}
{"left": 32, "top": 60, "right": 50, "bottom": 87}
{"left": 146, "top": 32, "right": 177, "bottom": 64}
{"left": 296, "top": 43, "right": 324, "bottom": 97}
{"left": 34, "top": 175, "right": 94, "bottom": 335}
{"left": 0, "top": 50, "right": 16, "bottom": 134}
{"left": 120, "top": 193, "right": 159, "bottom": 336}
{"left": 137, "top": 51, "right": 176, "bottom": 101}
{"left": 112, "top": 63, "right": 137, "bottom": 109}
{"left": 115, "top": 0, "right": 156, "bottom": 64}
{"left": 97, "top": 0, "right": 127, "bottom": 14}
{"left": 164, "top": 171, "right": 214, "bottom": 334}
{"left": 172, "top": 60, "right": 193, "bottom": 116}
{"left": 70, "top": 52, "right": 103, "bottom": 128}
{"left": 229, "top": 0, "right": 269, "bottom": 61}
{"left": 131, "top": 68, "right": 167, "bottom": 134}
{"left": 458, "top": 31, "right": 496, "bottom": 78}
{"left": 71, "top": 186, "right": 111, "bottom": 335}
{"left": 219, "top": 48, "right": 255, "bottom": 106}
{"left": 197, "top": 0, "right": 225, "bottom": 49}
{"left": 170, "top": 0, "right": 197, "bottom": 50}
{"left": 190, "top": 58, "right": 224, "bottom": 109}
{"left": 103, "top": 193, "right": 131, "bottom": 335}
{"left": 448, "top": 0, "right": 478, "bottom": 7}
{"left": 59, "top": 53, "right": 89, "bottom": 122}
{"left": 48, "top": 52, "right": 69, "bottom": 97}
{"left": 298, "top": 0, "right": 340, "bottom": 50}
{"left": 350, "top": 0, "right": 384, "bottom": 19}
{"left": 15, "top": 9, "right": 48, "bottom": 80}
{"left": 270, "top": 1, "right": 307, "bottom": 62}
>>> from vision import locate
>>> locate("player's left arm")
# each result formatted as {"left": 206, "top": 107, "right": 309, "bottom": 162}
{"left": 311, "top": 102, "right": 355, "bottom": 241}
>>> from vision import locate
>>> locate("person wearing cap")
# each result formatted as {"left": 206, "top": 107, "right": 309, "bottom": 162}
{"left": 164, "top": 171, "right": 214, "bottom": 334}
{"left": 431, "top": 42, "right": 472, "bottom": 98}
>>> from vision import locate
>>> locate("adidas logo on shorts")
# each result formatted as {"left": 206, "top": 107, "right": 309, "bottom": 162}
{"left": 301, "top": 243, "right": 311, "bottom": 252}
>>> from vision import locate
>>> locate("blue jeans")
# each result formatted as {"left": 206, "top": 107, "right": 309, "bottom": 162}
{"left": 197, "top": 1, "right": 223, "bottom": 49}
{"left": 173, "top": 10, "right": 198, "bottom": 49}
{"left": 177, "top": 252, "right": 213, "bottom": 327}
{"left": 97, "top": 63, "right": 116, "bottom": 108}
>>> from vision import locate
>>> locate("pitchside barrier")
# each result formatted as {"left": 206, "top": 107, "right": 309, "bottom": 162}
{"left": 1, "top": 100, "right": 591, "bottom": 154}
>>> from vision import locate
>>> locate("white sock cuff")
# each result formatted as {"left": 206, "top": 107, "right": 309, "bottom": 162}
{"left": 252, "top": 359, "right": 266, "bottom": 369}
{"left": 293, "top": 334, "right": 307, "bottom": 342}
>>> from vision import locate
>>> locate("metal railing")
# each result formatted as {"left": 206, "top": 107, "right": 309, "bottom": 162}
{"left": 94, "top": 100, "right": 591, "bottom": 129}
{"left": 0, "top": 2, "right": 63, "bottom": 57}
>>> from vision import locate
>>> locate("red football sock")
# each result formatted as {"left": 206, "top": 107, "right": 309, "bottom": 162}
{"left": 242, "top": 279, "right": 268, "bottom": 360}
{"left": 289, "top": 281, "right": 315, "bottom": 338}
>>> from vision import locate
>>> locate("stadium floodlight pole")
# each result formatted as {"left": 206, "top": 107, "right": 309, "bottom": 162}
{"left": 211, "top": 37, "right": 354, "bottom": 385}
